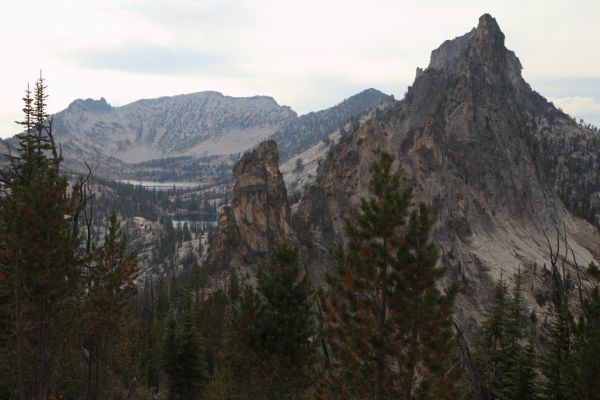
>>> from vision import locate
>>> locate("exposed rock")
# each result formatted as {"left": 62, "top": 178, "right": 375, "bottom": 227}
{"left": 208, "top": 140, "right": 292, "bottom": 274}
{"left": 296, "top": 14, "right": 600, "bottom": 338}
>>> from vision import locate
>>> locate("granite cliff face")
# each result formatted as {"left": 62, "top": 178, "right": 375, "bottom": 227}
{"left": 208, "top": 140, "right": 292, "bottom": 274}
{"left": 296, "top": 14, "right": 600, "bottom": 335}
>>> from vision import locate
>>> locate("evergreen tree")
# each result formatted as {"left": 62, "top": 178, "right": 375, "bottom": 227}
{"left": 160, "top": 308, "right": 208, "bottom": 400}
{"left": 570, "top": 263, "right": 600, "bottom": 399}
{"left": 475, "top": 271, "right": 539, "bottom": 400}
{"left": 475, "top": 278, "right": 509, "bottom": 398}
{"left": 228, "top": 269, "right": 240, "bottom": 305}
{"left": 255, "top": 242, "right": 316, "bottom": 398}
{"left": 540, "top": 302, "right": 575, "bottom": 400}
{"left": 321, "top": 152, "right": 457, "bottom": 400}
{"left": 0, "top": 76, "right": 83, "bottom": 400}
{"left": 176, "top": 305, "right": 208, "bottom": 399}
{"left": 496, "top": 272, "right": 538, "bottom": 400}
{"left": 227, "top": 285, "right": 265, "bottom": 398}
{"left": 227, "top": 242, "right": 316, "bottom": 399}
{"left": 161, "top": 312, "right": 179, "bottom": 397}
{"left": 82, "top": 212, "right": 138, "bottom": 399}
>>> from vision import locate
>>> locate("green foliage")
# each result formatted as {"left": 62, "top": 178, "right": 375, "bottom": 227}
{"left": 540, "top": 302, "right": 575, "bottom": 400}
{"left": 569, "top": 264, "right": 600, "bottom": 399}
{"left": 475, "top": 271, "right": 539, "bottom": 400}
{"left": 0, "top": 76, "right": 84, "bottom": 399}
{"left": 160, "top": 307, "right": 208, "bottom": 400}
{"left": 227, "top": 242, "right": 316, "bottom": 399}
{"left": 82, "top": 212, "right": 138, "bottom": 399}
{"left": 321, "top": 152, "right": 457, "bottom": 400}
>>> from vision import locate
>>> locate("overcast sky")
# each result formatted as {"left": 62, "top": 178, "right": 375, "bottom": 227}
{"left": 1, "top": 0, "right": 599, "bottom": 138}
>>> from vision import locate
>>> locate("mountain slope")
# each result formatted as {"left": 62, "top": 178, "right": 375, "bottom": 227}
{"left": 296, "top": 14, "right": 600, "bottom": 334}
{"left": 35, "top": 89, "right": 389, "bottom": 182}
{"left": 52, "top": 91, "right": 296, "bottom": 165}
{"left": 272, "top": 88, "right": 391, "bottom": 161}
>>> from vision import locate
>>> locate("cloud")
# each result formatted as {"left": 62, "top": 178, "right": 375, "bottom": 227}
{"left": 70, "top": 44, "right": 232, "bottom": 75}
{"left": 549, "top": 96, "right": 600, "bottom": 126}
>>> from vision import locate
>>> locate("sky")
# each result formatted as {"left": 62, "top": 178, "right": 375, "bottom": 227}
{"left": 1, "top": 0, "right": 599, "bottom": 138}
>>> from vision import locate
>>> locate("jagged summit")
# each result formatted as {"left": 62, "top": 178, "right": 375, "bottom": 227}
{"left": 67, "top": 97, "right": 112, "bottom": 112}
{"left": 296, "top": 14, "right": 600, "bottom": 336}
{"left": 474, "top": 13, "right": 504, "bottom": 46}
{"left": 427, "top": 13, "right": 521, "bottom": 80}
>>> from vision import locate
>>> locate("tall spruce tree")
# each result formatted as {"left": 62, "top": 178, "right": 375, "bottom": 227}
{"left": 321, "top": 152, "right": 457, "bottom": 400}
{"left": 475, "top": 271, "right": 539, "bottom": 400}
{"left": 570, "top": 263, "right": 600, "bottom": 399}
{"left": 540, "top": 302, "right": 575, "bottom": 400}
{"left": 82, "top": 212, "right": 138, "bottom": 399}
{"left": 0, "top": 76, "right": 83, "bottom": 400}
{"left": 475, "top": 277, "right": 509, "bottom": 399}
{"left": 496, "top": 272, "right": 538, "bottom": 400}
{"left": 160, "top": 307, "right": 208, "bottom": 400}
{"left": 227, "top": 242, "right": 316, "bottom": 399}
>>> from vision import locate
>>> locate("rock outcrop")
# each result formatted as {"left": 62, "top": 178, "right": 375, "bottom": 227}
{"left": 296, "top": 14, "right": 600, "bottom": 337}
{"left": 208, "top": 140, "right": 292, "bottom": 274}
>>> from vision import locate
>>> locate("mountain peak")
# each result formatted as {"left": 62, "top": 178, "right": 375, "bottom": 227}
{"left": 67, "top": 97, "right": 111, "bottom": 112}
{"left": 426, "top": 13, "right": 520, "bottom": 81}
{"left": 472, "top": 13, "right": 506, "bottom": 58}
{"left": 475, "top": 13, "right": 503, "bottom": 43}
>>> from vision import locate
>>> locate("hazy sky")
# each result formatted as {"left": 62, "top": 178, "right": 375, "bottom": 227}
{"left": 1, "top": 0, "right": 599, "bottom": 138}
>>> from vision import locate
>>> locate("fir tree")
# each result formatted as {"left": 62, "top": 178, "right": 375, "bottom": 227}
{"left": 82, "top": 212, "right": 138, "bottom": 399}
{"left": 255, "top": 242, "right": 316, "bottom": 398}
{"left": 570, "top": 263, "right": 600, "bottom": 399}
{"left": 540, "top": 302, "right": 575, "bottom": 400}
{"left": 321, "top": 152, "right": 457, "bottom": 400}
{"left": 161, "top": 307, "right": 208, "bottom": 400}
{"left": 161, "top": 312, "right": 179, "bottom": 397}
{"left": 476, "top": 277, "right": 509, "bottom": 398}
{"left": 0, "top": 75, "right": 83, "bottom": 400}
{"left": 496, "top": 272, "right": 538, "bottom": 400}
{"left": 176, "top": 305, "right": 208, "bottom": 399}
{"left": 227, "top": 242, "right": 316, "bottom": 399}
{"left": 476, "top": 271, "right": 539, "bottom": 400}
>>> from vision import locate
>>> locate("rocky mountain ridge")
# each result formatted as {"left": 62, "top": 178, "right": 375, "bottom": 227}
{"left": 22, "top": 88, "right": 390, "bottom": 182}
{"left": 291, "top": 14, "right": 600, "bottom": 336}
{"left": 53, "top": 91, "right": 296, "bottom": 165}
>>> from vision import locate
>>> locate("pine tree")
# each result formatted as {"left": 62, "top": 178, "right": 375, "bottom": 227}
{"left": 82, "top": 212, "right": 138, "bottom": 399}
{"left": 321, "top": 152, "right": 457, "bottom": 400}
{"left": 570, "top": 263, "right": 600, "bottom": 399}
{"left": 541, "top": 302, "right": 575, "bottom": 400}
{"left": 476, "top": 271, "right": 539, "bottom": 400}
{"left": 475, "top": 278, "right": 509, "bottom": 398}
{"left": 226, "top": 242, "right": 315, "bottom": 399}
{"left": 161, "top": 312, "right": 179, "bottom": 397}
{"left": 176, "top": 305, "right": 208, "bottom": 399}
{"left": 496, "top": 272, "right": 538, "bottom": 400}
{"left": 227, "top": 285, "right": 265, "bottom": 398}
{"left": 228, "top": 269, "right": 240, "bottom": 305}
{"left": 0, "top": 75, "right": 83, "bottom": 400}
{"left": 161, "top": 307, "right": 208, "bottom": 400}
{"left": 254, "top": 242, "right": 316, "bottom": 398}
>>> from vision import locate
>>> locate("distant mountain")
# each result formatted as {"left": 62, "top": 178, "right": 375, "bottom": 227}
{"left": 52, "top": 91, "right": 296, "bottom": 165}
{"left": 272, "top": 88, "right": 392, "bottom": 161}
{"left": 25, "top": 88, "right": 390, "bottom": 180}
